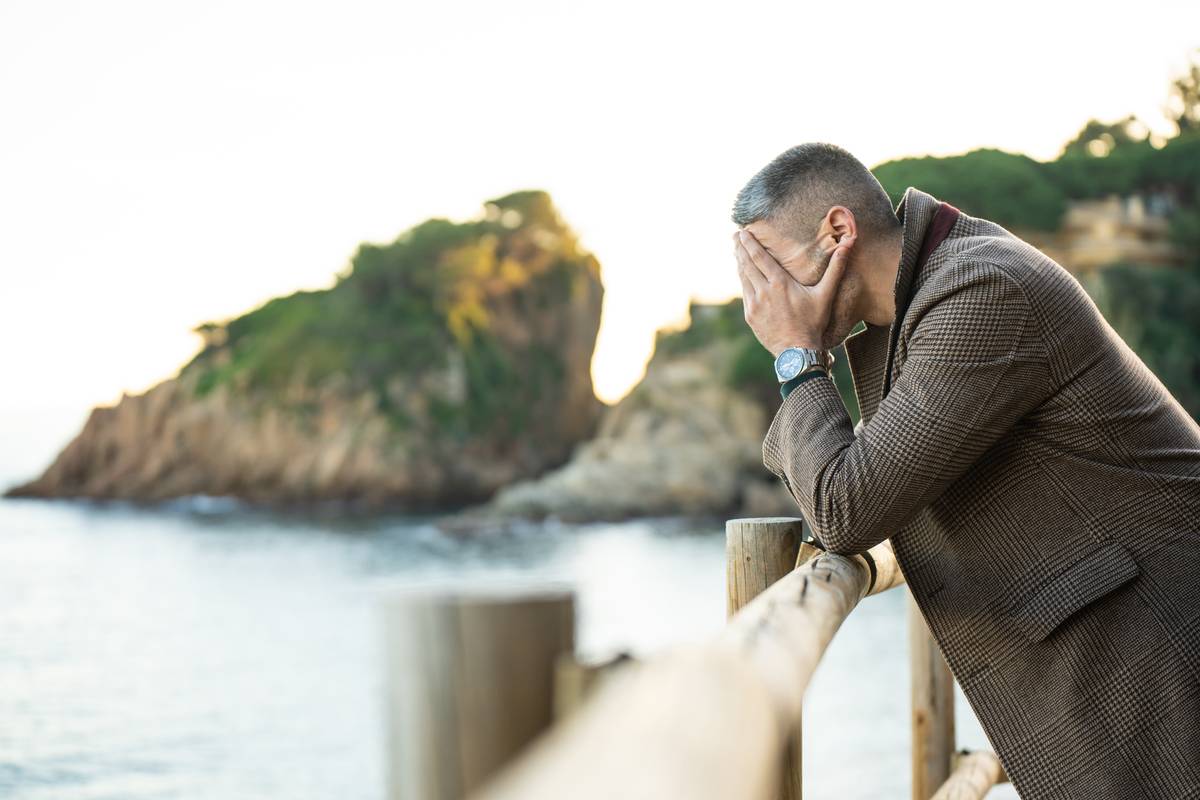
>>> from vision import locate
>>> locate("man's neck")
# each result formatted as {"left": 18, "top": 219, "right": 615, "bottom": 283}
{"left": 858, "top": 228, "right": 903, "bottom": 327}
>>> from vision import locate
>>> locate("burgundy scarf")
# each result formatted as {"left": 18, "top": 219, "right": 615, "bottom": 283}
{"left": 917, "top": 202, "right": 961, "bottom": 272}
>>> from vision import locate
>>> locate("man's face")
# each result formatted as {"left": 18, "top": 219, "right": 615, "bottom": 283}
{"left": 744, "top": 219, "right": 863, "bottom": 350}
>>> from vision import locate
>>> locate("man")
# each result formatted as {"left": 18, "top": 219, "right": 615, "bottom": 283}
{"left": 732, "top": 142, "right": 1200, "bottom": 800}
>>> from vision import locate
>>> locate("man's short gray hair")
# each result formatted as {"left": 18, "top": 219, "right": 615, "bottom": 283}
{"left": 732, "top": 142, "right": 901, "bottom": 241}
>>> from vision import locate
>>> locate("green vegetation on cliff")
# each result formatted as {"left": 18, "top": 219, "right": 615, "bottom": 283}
{"left": 872, "top": 134, "right": 1200, "bottom": 233}
{"left": 183, "top": 190, "right": 601, "bottom": 437}
{"left": 872, "top": 53, "right": 1200, "bottom": 233}
{"left": 874, "top": 149, "right": 1067, "bottom": 231}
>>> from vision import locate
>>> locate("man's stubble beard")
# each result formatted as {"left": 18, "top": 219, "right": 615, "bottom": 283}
{"left": 819, "top": 269, "right": 864, "bottom": 351}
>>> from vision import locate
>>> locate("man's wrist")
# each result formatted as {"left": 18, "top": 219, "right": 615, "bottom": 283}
{"left": 771, "top": 342, "right": 823, "bottom": 358}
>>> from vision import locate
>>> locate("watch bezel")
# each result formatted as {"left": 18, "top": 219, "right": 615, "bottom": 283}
{"left": 773, "top": 346, "right": 833, "bottom": 382}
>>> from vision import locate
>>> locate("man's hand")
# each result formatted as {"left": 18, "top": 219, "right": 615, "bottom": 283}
{"left": 734, "top": 229, "right": 854, "bottom": 357}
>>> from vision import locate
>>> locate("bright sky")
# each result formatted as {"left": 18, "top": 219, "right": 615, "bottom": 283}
{"left": 1, "top": 0, "right": 1197, "bottom": 422}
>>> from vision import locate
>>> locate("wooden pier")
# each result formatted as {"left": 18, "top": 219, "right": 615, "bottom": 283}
{"left": 384, "top": 517, "right": 1009, "bottom": 799}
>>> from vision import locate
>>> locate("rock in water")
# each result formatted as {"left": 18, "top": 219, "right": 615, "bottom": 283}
{"left": 465, "top": 300, "right": 813, "bottom": 523}
{"left": 6, "top": 191, "right": 604, "bottom": 509}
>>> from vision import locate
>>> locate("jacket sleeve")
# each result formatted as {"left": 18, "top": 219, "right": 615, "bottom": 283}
{"left": 761, "top": 263, "right": 1050, "bottom": 555}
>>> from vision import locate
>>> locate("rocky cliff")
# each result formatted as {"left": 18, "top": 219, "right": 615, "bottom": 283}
{"left": 458, "top": 300, "right": 833, "bottom": 524}
{"left": 7, "top": 191, "right": 605, "bottom": 509}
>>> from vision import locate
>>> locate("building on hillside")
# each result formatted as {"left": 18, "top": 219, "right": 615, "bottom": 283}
{"left": 1022, "top": 193, "right": 1184, "bottom": 273}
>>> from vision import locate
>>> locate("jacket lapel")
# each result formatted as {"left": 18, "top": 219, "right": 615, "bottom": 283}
{"left": 844, "top": 187, "right": 944, "bottom": 424}
{"left": 844, "top": 323, "right": 890, "bottom": 423}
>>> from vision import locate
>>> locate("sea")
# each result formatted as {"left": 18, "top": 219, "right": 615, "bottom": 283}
{"left": 0, "top": 407, "right": 1019, "bottom": 799}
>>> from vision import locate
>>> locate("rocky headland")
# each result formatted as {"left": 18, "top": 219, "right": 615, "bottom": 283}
{"left": 6, "top": 191, "right": 605, "bottom": 510}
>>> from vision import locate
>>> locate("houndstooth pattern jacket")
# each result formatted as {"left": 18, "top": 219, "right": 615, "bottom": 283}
{"left": 762, "top": 186, "right": 1200, "bottom": 799}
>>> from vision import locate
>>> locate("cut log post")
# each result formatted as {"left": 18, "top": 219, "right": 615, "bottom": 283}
{"left": 470, "top": 537, "right": 904, "bottom": 800}
{"left": 726, "top": 517, "right": 807, "bottom": 800}
{"left": 932, "top": 750, "right": 1005, "bottom": 800}
{"left": 384, "top": 586, "right": 575, "bottom": 800}
{"left": 726, "top": 517, "right": 807, "bottom": 616}
{"left": 909, "top": 588, "right": 956, "bottom": 799}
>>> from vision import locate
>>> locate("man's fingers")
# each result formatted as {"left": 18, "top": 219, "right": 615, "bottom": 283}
{"left": 734, "top": 236, "right": 767, "bottom": 293}
{"left": 738, "top": 230, "right": 787, "bottom": 283}
{"left": 815, "top": 234, "right": 856, "bottom": 300}
{"left": 736, "top": 254, "right": 757, "bottom": 298}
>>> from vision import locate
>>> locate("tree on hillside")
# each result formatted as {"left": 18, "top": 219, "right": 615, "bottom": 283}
{"left": 1058, "top": 114, "right": 1148, "bottom": 159}
{"left": 1166, "top": 49, "right": 1200, "bottom": 136}
{"left": 872, "top": 149, "right": 1066, "bottom": 230}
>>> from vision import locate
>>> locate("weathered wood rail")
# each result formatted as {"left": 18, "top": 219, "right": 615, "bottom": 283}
{"left": 384, "top": 517, "right": 1009, "bottom": 799}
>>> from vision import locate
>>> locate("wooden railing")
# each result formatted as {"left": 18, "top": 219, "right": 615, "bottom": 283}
{"left": 383, "top": 517, "right": 1008, "bottom": 800}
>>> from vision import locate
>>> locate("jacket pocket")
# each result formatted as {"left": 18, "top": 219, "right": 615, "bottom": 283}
{"left": 1006, "top": 540, "right": 1141, "bottom": 643}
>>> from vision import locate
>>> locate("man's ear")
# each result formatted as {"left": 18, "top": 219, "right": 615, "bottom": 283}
{"left": 820, "top": 206, "right": 858, "bottom": 247}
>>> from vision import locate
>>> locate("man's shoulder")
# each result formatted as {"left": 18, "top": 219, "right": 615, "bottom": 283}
{"left": 909, "top": 218, "right": 1099, "bottom": 358}
{"left": 899, "top": 250, "right": 1052, "bottom": 368}
{"left": 921, "top": 218, "right": 1082, "bottom": 312}
{"left": 917, "top": 246, "right": 1039, "bottom": 309}
{"left": 942, "top": 212, "right": 1073, "bottom": 291}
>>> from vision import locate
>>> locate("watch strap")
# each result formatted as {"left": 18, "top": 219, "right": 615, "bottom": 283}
{"left": 780, "top": 368, "right": 828, "bottom": 399}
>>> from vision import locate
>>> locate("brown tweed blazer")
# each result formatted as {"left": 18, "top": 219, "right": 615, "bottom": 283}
{"left": 762, "top": 187, "right": 1200, "bottom": 799}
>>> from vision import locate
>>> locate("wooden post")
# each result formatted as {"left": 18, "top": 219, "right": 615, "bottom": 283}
{"left": 909, "top": 588, "right": 956, "bottom": 799}
{"left": 932, "top": 750, "right": 1004, "bottom": 800}
{"left": 726, "top": 517, "right": 806, "bottom": 615}
{"left": 384, "top": 587, "right": 575, "bottom": 800}
{"left": 726, "top": 517, "right": 807, "bottom": 800}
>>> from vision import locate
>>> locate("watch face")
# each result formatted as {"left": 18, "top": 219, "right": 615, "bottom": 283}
{"left": 775, "top": 349, "right": 807, "bottom": 380}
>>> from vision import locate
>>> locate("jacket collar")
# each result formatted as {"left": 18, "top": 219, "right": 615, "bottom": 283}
{"left": 843, "top": 186, "right": 945, "bottom": 423}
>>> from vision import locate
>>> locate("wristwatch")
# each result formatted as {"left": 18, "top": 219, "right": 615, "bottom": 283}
{"left": 773, "top": 346, "right": 834, "bottom": 383}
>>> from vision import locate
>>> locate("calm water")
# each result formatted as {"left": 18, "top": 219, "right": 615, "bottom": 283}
{"left": 0, "top": 411, "right": 1018, "bottom": 799}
